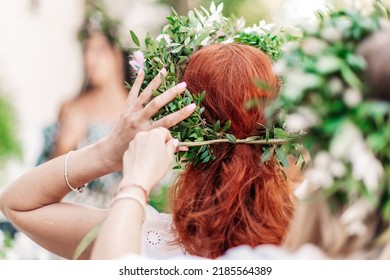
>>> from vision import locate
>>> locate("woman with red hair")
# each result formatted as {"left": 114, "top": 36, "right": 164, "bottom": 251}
{"left": 172, "top": 43, "right": 294, "bottom": 258}
{"left": 0, "top": 43, "right": 295, "bottom": 260}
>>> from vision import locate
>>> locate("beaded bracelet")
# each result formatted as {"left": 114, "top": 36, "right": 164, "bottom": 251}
{"left": 64, "top": 151, "right": 88, "bottom": 193}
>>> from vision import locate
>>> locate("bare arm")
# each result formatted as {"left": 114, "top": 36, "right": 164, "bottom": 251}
{"left": 0, "top": 141, "right": 111, "bottom": 259}
{"left": 91, "top": 128, "right": 177, "bottom": 259}
{"left": 0, "top": 69, "right": 194, "bottom": 259}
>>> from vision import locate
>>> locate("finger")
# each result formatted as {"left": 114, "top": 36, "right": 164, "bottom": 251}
{"left": 142, "top": 82, "right": 188, "bottom": 120}
{"left": 126, "top": 69, "right": 145, "bottom": 106}
{"left": 137, "top": 68, "right": 167, "bottom": 105}
{"left": 166, "top": 138, "right": 179, "bottom": 155}
{"left": 178, "top": 146, "right": 189, "bottom": 152}
{"left": 153, "top": 127, "right": 173, "bottom": 142}
{"left": 152, "top": 103, "right": 196, "bottom": 128}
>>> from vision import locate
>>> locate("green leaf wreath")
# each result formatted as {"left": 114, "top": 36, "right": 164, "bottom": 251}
{"left": 129, "top": 2, "right": 299, "bottom": 168}
{"left": 277, "top": 4, "right": 390, "bottom": 235}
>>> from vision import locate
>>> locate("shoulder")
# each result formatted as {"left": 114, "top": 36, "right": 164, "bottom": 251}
{"left": 58, "top": 96, "right": 87, "bottom": 120}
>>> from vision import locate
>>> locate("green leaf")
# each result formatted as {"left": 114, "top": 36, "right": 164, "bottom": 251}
{"left": 274, "top": 127, "right": 290, "bottom": 139}
{"left": 171, "top": 45, "right": 183, "bottom": 54}
{"left": 261, "top": 147, "right": 274, "bottom": 163}
{"left": 130, "top": 30, "right": 140, "bottom": 47}
{"left": 222, "top": 120, "right": 231, "bottom": 132}
{"left": 275, "top": 148, "right": 289, "bottom": 167}
{"left": 226, "top": 134, "right": 237, "bottom": 143}
{"left": 213, "top": 120, "right": 220, "bottom": 133}
{"left": 340, "top": 63, "right": 363, "bottom": 90}
{"left": 202, "top": 155, "right": 211, "bottom": 163}
{"left": 72, "top": 222, "right": 103, "bottom": 260}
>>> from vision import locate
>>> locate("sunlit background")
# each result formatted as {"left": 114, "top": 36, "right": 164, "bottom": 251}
{"left": 1, "top": 0, "right": 389, "bottom": 259}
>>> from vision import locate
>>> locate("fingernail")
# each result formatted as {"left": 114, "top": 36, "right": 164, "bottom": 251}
{"left": 179, "top": 146, "right": 189, "bottom": 151}
{"left": 160, "top": 68, "right": 167, "bottom": 75}
{"left": 137, "top": 68, "right": 144, "bottom": 76}
{"left": 185, "top": 103, "right": 196, "bottom": 112}
{"left": 173, "top": 139, "right": 179, "bottom": 147}
{"left": 177, "top": 82, "right": 187, "bottom": 90}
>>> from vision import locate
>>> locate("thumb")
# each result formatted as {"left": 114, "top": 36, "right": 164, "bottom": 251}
{"left": 166, "top": 138, "right": 179, "bottom": 156}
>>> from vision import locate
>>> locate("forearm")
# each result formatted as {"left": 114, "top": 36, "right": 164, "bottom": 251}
{"left": 91, "top": 199, "right": 144, "bottom": 259}
{"left": 0, "top": 138, "right": 116, "bottom": 215}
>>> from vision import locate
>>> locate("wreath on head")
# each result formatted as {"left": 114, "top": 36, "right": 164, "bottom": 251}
{"left": 78, "top": 0, "right": 122, "bottom": 46}
{"left": 277, "top": 2, "right": 390, "bottom": 237}
{"left": 129, "top": 2, "right": 302, "bottom": 168}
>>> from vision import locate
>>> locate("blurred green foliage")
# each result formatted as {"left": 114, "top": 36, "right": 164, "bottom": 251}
{"left": 160, "top": 0, "right": 273, "bottom": 25}
{"left": 200, "top": 0, "right": 272, "bottom": 24}
{"left": 0, "top": 90, "right": 21, "bottom": 166}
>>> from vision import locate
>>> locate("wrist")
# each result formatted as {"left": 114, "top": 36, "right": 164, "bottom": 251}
{"left": 116, "top": 183, "right": 149, "bottom": 201}
{"left": 95, "top": 137, "right": 121, "bottom": 173}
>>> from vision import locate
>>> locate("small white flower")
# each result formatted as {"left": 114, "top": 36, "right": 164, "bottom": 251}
{"left": 258, "top": 20, "right": 274, "bottom": 32}
{"left": 302, "top": 20, "right": 320, "bottom": 35}
{"left": 285, "top": 107, "right": 318, "bottom": 132}
{"left": 350, "top": 142, "right": 383, "bottom": 192}
{"left": 283, "top": 70, "right": 322, "bottom": 101}
{"left": 235, "top": 17, "right": 246, "bottom": 31}
{"left": 283, "top": 86, "right": 303, "bottom": 101}
{"left": 343, "top": 88, "right": 362, "bottom": 107}
{"left": 301, "top": 37, "right": 327, "bottom": 56}
{"left": 334, "top": 17, "right": 353, "bottom": 33}
{"left": 340, "top": 199, "right": 374, "bottom": 236}
{"left": 242, "top": 21, "right": 272, "bottom": 36}
{"left": 285, "top": 114, "right": 309, "bottom": 132}
{"left": 305, "top": 167, "right": 334, "bottom": 189}
{"left": 242, "top": 26, "right": 266, "bottom": 36}
{"left": 298, "top": 107, "right": 319, "bottom": 125}
{"left": 221, "top": 38, "right": 234, "bottom": 44}
{"left": 281, "top": 41, "right": 299, "bottom": 54}
{"left": 272, "top": 60, "right": 287, "bottom": 76}
{"left": 294, "top": 180, "right": 318, "bottom": 199}
{"left": 200, "top": 36, "right": 211, "bottom": 46}
{"left": 314, "top": 151, "right": 332, "bottom": 170}
{"left": 205, "top": 13, "right": 224, "bottom": 27}
{"left": 316, "top": 56, "right": 340, "bottom": 74}
{"left": 330, "top": 160, "right": 346, "bottom": 178}
{"left": 156, "top": 34, "right": 172, "bottom": 44}
{"left": 328, "top": 77, "right": 344, "bottom": 95}
{"left": 330, "top": 120, "right": 362, "bottom": 159}
{"left": 321, "top": 26, "right": 343, "bottom": 42}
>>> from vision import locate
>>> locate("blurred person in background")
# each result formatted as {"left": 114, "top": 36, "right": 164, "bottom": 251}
{"left": 36, "top": 1, "right": 133, "bottom": 208}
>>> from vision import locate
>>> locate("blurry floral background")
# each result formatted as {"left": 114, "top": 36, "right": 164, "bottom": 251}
{"left": 1, "top": 0, "right": 389, "bottom": 259}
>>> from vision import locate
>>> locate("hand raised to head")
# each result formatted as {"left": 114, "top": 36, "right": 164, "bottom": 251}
{"left": 121, "top": 127, "right": 178, "bottom": 194}
{"left": 101, "top": 68, "right": 195, "bottom": 171}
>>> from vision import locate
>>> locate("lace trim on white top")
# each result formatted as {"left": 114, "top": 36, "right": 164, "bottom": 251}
{"left": 141, "top": 205, "right": 186, "bottom": 259}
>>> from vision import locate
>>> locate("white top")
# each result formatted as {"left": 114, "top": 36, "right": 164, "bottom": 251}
{"left": 141, "top": 205, "right": 185, "bottom": 259}
{"left": 138, "top": 205, "right": 327, "bottom": 260}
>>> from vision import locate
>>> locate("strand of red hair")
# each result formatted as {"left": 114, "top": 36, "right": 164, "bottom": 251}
{"left": 170, "top": 43, "right": 295, "bottom": 258}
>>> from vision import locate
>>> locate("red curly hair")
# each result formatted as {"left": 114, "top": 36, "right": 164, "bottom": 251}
{"left": 170, "top": 43, "right": 294, "bottom": 258}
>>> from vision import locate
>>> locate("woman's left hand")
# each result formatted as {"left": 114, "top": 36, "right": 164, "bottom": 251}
{"left": 120, "top": 128, "right": 178, "bottom": 194}
{"left": 98, "top": 69, "right": 194, "bottom": 172}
